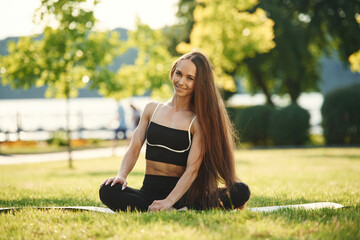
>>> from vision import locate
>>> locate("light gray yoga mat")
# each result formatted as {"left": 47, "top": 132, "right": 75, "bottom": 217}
{"left": 247, "top": 202, "right": 344, "bottom": 213}
{"left": 0, "top": 206, "right": 116, "bottom": 213}
{"left": 0, "top": 202, "right": 344, "bottom": 213}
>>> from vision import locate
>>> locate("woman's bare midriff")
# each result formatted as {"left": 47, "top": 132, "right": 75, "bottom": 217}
{"left": 146, "top": 160, "right": 186, "bottom": 177}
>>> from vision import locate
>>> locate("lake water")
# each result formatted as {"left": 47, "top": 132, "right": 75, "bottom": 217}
{"left": 0, "top": 93, "right": 323, "bottom": 141}
{"left": 0, "top": 97, "right": 151, "bottom": 141}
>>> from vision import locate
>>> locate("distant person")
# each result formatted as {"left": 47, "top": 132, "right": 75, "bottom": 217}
{"left": 100, "top": 51, "right": 250, "bottom": 212}
{"left": 114, "top": 104, "right": 127, "bottom": 140}
{"left": 130, "top": 104, "right": 140, "bottom": 130}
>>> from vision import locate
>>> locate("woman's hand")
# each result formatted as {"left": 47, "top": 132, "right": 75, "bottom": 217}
{"left": 100, "top": 176, "right": 127, "bottom": 189}
{"left": 148, "top": 199, "right": 174, "bottom": 212}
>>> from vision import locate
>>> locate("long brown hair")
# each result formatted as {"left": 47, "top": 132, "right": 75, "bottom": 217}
{"left": 170, "top": 51, "right": 238, "bottom": 208}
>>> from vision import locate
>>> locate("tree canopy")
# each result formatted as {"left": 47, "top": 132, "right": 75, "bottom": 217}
{"left": 173, "top": 0, "right": 360, "bottom": 104}
{"left": 0, "top": 0, "right": 124, "bottom": 168}
{"left": 244, "top": 0, "right": 360, "bottom": 103}
{"left": 0, "top": 0, "right": 122, "bottom": 99}
{"left": 110, "top": 19, "right": 177, "bottom": 100}
{"left": 177, "top": 0, "right": 275, "bottom": 93}
{"left": 349, "top": 14, "right": 360, "bottom": 74}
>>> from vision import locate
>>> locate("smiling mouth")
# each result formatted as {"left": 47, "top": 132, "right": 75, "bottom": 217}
{"left": 176, "top": 85, "right": 186, "bottom": 90}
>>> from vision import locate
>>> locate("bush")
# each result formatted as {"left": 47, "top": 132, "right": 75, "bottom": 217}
{"left": 226, "top": 106, "right": 239, "bottom": 125}
{"left": 46, "top": 131, "right": 68, "bottom": 146}
{"left": 269, "top": 104, "right": 310, "bottom": 146}
{"left": 321, "top": 84, "right": 360, "bottom": 145}
{"left": 233, "top": 105, "right": 274, "bottom": 145}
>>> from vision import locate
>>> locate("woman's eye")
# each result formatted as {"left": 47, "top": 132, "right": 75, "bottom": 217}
{"left": 176, "top": 71, "right": 181, "bottom": 76}
{"left": 188, "top": 77, "right": 194, "bottom": 81}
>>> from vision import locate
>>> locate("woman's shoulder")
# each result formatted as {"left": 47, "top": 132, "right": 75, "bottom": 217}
{"left": 143, "top": 101, "right": 161, "bottom": 116}
{"left": 190, "top": 114, "right": 200, "bottom": 134}
{"left": 144, "top": 101, "right": 162, "bottom": 109}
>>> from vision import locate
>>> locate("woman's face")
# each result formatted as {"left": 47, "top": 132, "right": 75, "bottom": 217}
{"left": 172, "top": 59, "right": 196, "bottom": 98}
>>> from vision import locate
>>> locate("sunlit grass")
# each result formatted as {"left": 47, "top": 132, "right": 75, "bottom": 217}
{"left": 1, "top": 148, "right": 359, "bottom": 239}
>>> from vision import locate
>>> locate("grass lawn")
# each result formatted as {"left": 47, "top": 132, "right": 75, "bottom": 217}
{"left": 0, "top": 148, "right": 359, "bottom": 239}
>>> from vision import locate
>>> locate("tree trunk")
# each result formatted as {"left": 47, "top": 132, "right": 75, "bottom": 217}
{"left": 286, "top": 77, "right": 301, "bottom": 104}
{"left": 251, "top": 68, "right": 274, "bottom": 106}
{"left": 66, "top": 96, "right": 73, "bottom": 169}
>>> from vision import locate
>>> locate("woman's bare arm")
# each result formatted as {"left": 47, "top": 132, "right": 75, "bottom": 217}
{"left": 101, "top": 102, "right": 157, "bottom": 188}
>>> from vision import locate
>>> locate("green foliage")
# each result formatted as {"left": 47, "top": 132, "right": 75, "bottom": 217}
{"left": 241, "top": 1, "right": 323, "bottom": 104}
{"left": 233, "top": 105, "right": 274, "bottom": 145}
{"left": 178, "top": 0, "right": 275, "bottom": 92}
{"left": 46, "top": 131, "right": 68, "bottom": 146}
{"left": 349, "top": 15, "right": 360, "bottom": 73}
{"left": 174, "top": 0, "right": 360, "bottom": 104}
{"left": 0, "top": 37, "right": 42, "bottom": 88}
{"left": 0, "top": 0, "right": 125, "bottom": 168}
{"left": 349, "top": 50, "right": 360, "bottom": 73}
{"left": 321, "top": 84, "right": 360, "bottom": 145}
{"left": 308, "top": 0, "right": 360, "bottom": 64}
{"left": 269, "top": 104, "right": 310, "bottom": 146}
{"left": 109, "top": 19, "right": 177, "bottom": 100}
{"left": 226, "top": 106, "right": 239, "bottom": 124}
{"left": 162, "top": 0, "right": 197, "bottom": 56}
{"left": 0, "top": 0, "right": 122, "bottom": 99}
{"left": 244, "top": 0, "right": 360, "bottom": 103}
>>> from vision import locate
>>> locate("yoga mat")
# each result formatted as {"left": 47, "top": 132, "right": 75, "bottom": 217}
{"left": 0, "top": 202, "right": 344, "bottom": 213}
{"left": 0, "top": 206, "right": 115, "bottom": 214}
{"left": 247, "top": 202, "right": 344, "bottom": 213}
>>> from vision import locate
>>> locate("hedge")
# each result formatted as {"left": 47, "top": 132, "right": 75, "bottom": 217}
{"left": 228, "top": 105, "right": 274, "bottom": 145}
{"left": 269, "top": 103, "right": 310, "bottom": 146}
{"left": 321, "top": 84, "right": 360, "bottom": 145}
{"left": 228, "top": 103, "right": 311, "bottom": 146}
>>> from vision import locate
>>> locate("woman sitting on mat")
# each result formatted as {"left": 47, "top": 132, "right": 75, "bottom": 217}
{"left": 99, "top": 51, "right": 250, "bottom": 211}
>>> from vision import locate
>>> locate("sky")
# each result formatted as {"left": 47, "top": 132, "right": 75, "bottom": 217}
{"left": 0, "top": 0, "right": 179, "bottom": 40}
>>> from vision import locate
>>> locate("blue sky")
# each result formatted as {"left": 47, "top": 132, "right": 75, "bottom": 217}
{"left": 0, "top": 0, "right": 179, "bottom": 40}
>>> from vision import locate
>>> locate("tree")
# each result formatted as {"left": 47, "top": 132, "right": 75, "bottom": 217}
{"left": 349, "top": 50, "right": 360, "bottom": 73}
{"left": 162, "top": 0, "right": 197, "bottom": 57}
{"left": 109, "top": 19, "right": 177, "bottom": 100}
{"left": 0, "top": 0, "right": 122, "bottom": 168}
{"left": 177, "top": 0, "right": 275, "bottom": 96}
{"left": 349, "top": 14, "right": 360, "bottom": 74}
{"left": 241, "top": 0, "right": 322, "bottom": 104}
{"left": 175, "top": 0, "right": 360, "bottom": 104}
{"left": 244, "top": 0, "right": 360, "bottom": 103}
{"left": 308, "top": 0, "right": 360, "bottom": 64}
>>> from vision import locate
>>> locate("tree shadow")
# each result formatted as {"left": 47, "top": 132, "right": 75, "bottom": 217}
{"left": 46, "top": 170, "right": 145, "bottom": 178}
{"left": 303, "top": 154, "right": 360, "bottom": 160}
{"left": 247, "top": 195, "right": 315, "bottom": 207}
{"left": 0, "top": 196, "right": 101, "bottom": 208}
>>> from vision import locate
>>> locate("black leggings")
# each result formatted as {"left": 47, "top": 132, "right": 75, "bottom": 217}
{"left": 99, "top": 174, "right": 250, "bottom": 212}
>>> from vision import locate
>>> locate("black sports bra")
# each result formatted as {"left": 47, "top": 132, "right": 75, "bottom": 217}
{"left": 145, "top": 103, "right": 197, "bottom": 167}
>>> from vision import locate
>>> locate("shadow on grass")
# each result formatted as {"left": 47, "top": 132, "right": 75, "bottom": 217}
{"left": 234, "top": 159, "right": 251, "bottom": 165}
{"left": 302, "top": 154, "right": 360, "bottom": 160}
{"left": 0, "top": 196, "right": 101, "bottom": 208}
{"left": 45, "top": 170, "right": 145, "bottom": 178}
{"left": 87, "top": 170, "right": 145, "bottom": 177}
{"left": 248, "top": 195, "right": 317, "bottom": 207}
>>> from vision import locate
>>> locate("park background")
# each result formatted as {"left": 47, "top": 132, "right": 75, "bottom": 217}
{"left": 0, "top": 0, "right": 360, "bottom": 239}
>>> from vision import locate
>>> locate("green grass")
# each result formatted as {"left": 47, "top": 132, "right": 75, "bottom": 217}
{"left": 1, "top": 148, "right": 359, "bottom": 239}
